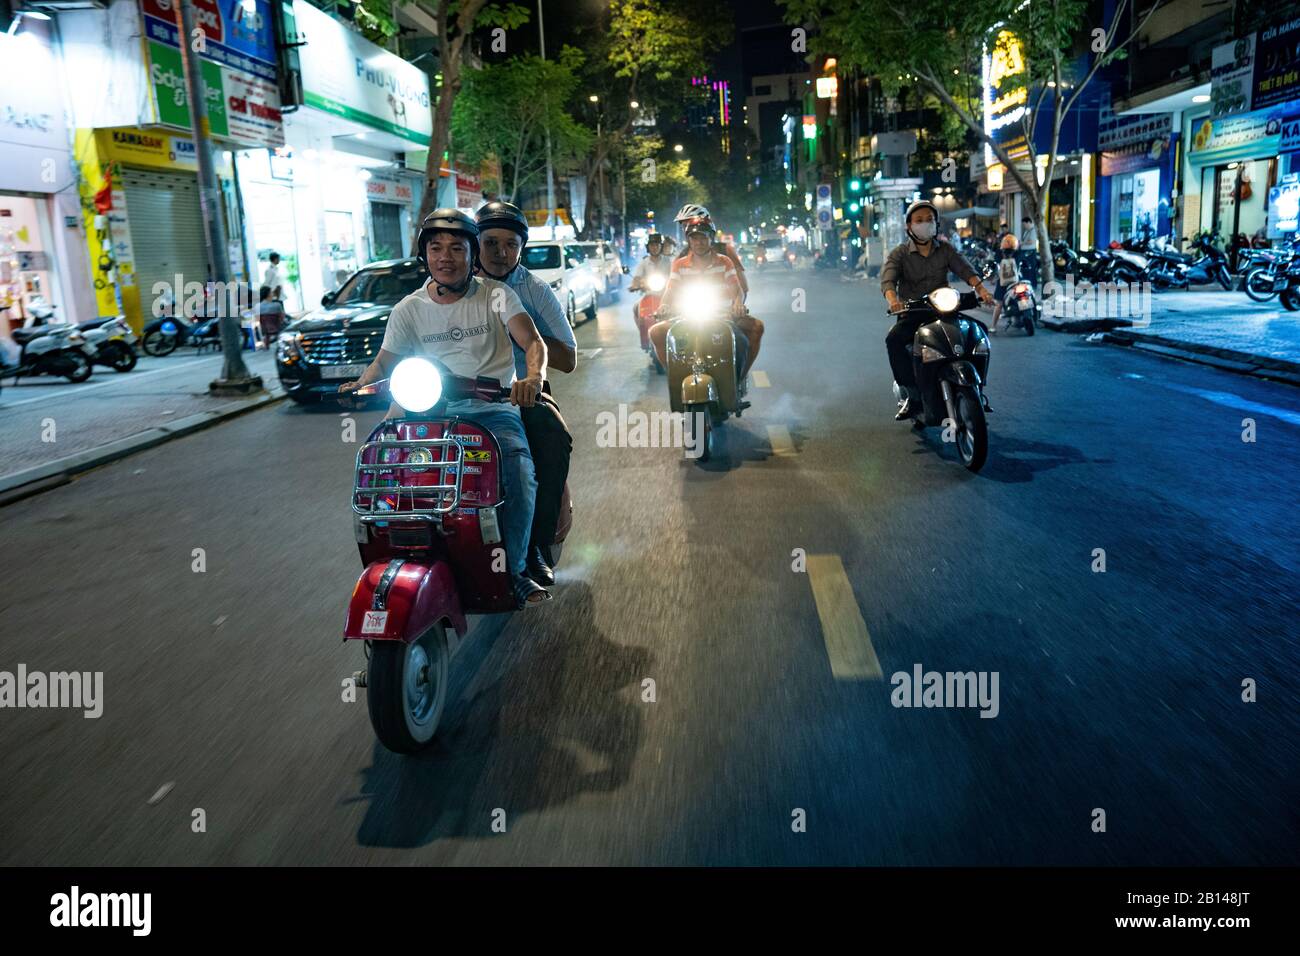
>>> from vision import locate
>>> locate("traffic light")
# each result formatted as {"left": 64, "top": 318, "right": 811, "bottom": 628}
{"left": 849, "top": 201, "right": 861, "bottom": 213}
{"left": 849, "top": 178, "right": 862, "bottom": 193}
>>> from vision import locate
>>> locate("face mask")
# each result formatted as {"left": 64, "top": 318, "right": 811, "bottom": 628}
{"left": 911, "top": 221, "right": 937, "bottom": 241}
{"left": 1003, "top": 250, "right": 1016, "bottom": 258}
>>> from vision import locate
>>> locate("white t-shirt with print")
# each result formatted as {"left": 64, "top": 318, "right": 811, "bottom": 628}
{"left": 381, "top": 277, "right": 525, "bottom": 387}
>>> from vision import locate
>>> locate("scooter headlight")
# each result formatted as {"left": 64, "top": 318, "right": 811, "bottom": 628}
{"left": 390, "top": 357, "right": 443, "bottom": 413}
{"left": 683, "top": 282, "right": 724, "bottom": 322}
{"left": 648, "top": 273, "right": 666, "bottom": 292}
{"left": 928, "top": 288, "right": 960, "bottom": 313}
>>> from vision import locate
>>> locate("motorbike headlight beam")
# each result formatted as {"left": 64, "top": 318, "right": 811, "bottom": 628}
{"left": 928, "top": 288, "right": 960, "bottom": 313}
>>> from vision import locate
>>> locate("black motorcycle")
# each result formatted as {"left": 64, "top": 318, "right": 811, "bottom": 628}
{"left": 1239, "top": 239, "right": 1299, "bottom": 303}
{"left": 1142, "top": 232, "right": 1233, "bottom": 291}
{"left": 894, "top": 288, "right": 992, "bottom": 472}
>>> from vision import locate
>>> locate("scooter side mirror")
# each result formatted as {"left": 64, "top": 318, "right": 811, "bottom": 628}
{"left": 322, "top": 291, "right": 338, "bottom": 307}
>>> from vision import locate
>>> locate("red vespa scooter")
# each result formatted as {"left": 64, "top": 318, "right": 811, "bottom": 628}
{"left": 636, "top": 272, "right": 667, "bottom": 373}
{"left": 343, "top": 358, "right": 572, "bottom": 753}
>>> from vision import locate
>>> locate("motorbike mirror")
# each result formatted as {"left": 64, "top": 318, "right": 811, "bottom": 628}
{"left": 322, "top": 291, "right": 338, "bottom": 307}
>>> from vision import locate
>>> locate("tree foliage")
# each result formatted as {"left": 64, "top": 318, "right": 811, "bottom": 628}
{"left": 779, "top": 0, "right": 1162, "bottom": 280}
{"left": 451, "top": 50, "right": 593, "bottom": 202}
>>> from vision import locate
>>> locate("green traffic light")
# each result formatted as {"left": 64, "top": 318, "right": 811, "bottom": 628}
{"left": 849, "top": 179, "right": 862, "bottom": 192}
{"left": 849, "top": 202, "right": 860, "bottom": 213}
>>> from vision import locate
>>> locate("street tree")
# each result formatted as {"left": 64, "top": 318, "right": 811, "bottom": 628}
{"left": 409, "top": 1, "right": 531, "bottom": 251}
{"left": 575, "top": 0, "right": 732, "bottom": 238}
{"left": 622, "top": 135, "right": 709, "bottom": 225}
{"left": 779, "top": 0, "right": 1163, "bottom": 286}
{"left": 451, "top": 50, "right": 593, "bottom": 203}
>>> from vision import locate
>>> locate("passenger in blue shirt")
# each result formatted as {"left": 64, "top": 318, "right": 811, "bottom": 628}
{"left": 476, "top": 201, "right": 577, "bottom": 587}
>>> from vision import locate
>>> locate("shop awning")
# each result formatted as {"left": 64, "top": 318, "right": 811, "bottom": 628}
{"left": 941, "top": 206, "right": 1000, "bottom": 219}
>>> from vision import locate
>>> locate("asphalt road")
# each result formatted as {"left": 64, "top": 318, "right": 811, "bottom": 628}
{"left": 1, "top": 268, "right": 1297, "bottom": 865}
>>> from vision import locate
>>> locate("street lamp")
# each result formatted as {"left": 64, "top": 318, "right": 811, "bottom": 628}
{"left": 6, "top": 9, "right": 50, "bottom": 35}
{"left": 673, "top": 144, "right": 683, "bottom": 153}
{"left": 589, "top": 94, "right": 599, "bottom": 103}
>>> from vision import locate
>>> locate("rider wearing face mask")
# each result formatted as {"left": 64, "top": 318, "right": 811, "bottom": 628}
{"left": 881, "top": 200, "right": 993, "bottom": 420}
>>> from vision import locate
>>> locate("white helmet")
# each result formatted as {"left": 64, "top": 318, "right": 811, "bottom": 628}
{"left": 674, "top": 203, "right": 711, "bottom": 223}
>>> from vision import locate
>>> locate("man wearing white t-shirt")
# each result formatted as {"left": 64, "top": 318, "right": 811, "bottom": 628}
{"left": 340, "top": 209, "right": 551, "bottom": 607}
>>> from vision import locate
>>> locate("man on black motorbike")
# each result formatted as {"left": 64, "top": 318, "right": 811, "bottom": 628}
{"left": 339, "top": 208, "right": 552, "bottom": 608}
{"left": 881, "top": 200, "right": 994, "bottom": 420}
{"left": 475, "top": 199, "right": 577, "bottom": 588}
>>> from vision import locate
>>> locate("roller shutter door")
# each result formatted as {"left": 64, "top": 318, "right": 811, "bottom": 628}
{"left": 121, "top": 167, "right": 209, "bottom": 309}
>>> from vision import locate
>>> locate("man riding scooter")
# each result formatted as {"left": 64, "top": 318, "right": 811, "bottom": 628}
{"left": 475, "top": 199, "right": 577, "bottom": 587}
{"left": 881, "top": 200, "right": 994, "bottom": 420}
{"left": 650, "top": 218, "right": 764, "bottom": 380}
{"left": 339, "top": 208, "right": 552, "bottom": 608}
{"left": 628, "top": 232, "right": 673, "bottom": 351}
{"left": 673, "top": 204, "right": 750, "bottom": 299}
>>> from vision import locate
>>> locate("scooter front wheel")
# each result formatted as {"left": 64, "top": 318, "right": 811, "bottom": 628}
{"left": 685, "top": 403, "right": 712, "bottom": 462}
{"left": 955, "top": 388, "right": 988, "bottom": 473}
{"left": 143, "top": 330, "right": 178, "bottom": 356}
{"left": 1242, "top": 267, "right": 1278, "bottom": 302}
{"left": 367, "top": 624, "right": 449, "bottom": 754}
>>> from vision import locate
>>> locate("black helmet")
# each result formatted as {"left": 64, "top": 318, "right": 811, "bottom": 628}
{"left": 416, "top": 208, "right": 479, "bottom": 293}
{"left": 475, "top": 200, "right": 529, "bottom": 243}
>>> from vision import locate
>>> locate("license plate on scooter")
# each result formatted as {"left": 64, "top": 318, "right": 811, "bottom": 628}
{"left": 321, "top": 364, "right": 367, "bottom": 379}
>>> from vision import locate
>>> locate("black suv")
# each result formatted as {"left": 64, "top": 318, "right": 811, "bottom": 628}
{"left": 276, "top": 258, "right": 425, "bottom": 404}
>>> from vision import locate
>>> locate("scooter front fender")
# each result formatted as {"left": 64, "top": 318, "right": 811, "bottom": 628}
{"left": 941, "top": 361, "right": 982, "bottom": 388}
{"left": 345, "top": 559, "right": 466, "bottom": 643}
{"left": 681, "top": 372, "right": 717, "bottom": 407}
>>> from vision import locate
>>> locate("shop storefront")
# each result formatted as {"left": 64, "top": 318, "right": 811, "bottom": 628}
{"left": 67, "top": 0, "right": 284, "bottom": 330}
{"left": 1184, "top": 106, "right": 1296, "bottom": 245}
{"left": 251, "top": 0, "right": 429, "bottom": 311}
{"left": 0, "top": 18, "right": 91, "bottom": 332}
{"left": 1096, "top": 101, "right": 1177, "bottom": 245}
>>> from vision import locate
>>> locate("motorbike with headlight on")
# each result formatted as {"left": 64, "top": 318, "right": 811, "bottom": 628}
{"left": 636, "top": 272, "right": 668, "bottom": 372}
{"left": 893, "top": 287, "right": 992, "bottom": 472}
{"left": 661, "top": 281, "right": 750, "bottom": 462}
{"left": 341, "top": 357, "right": 572, "bottom": 754}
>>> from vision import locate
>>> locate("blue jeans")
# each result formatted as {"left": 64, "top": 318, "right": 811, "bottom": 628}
{"left": 446, "top": 399, "right": 535, "bottom": 577}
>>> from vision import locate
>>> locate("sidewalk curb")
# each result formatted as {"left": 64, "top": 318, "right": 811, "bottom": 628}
{"left": 1100, "top": 330, "right": 1300, "bottom": 387}
{"left": 0, "top": 387, "right": 287, "bottom": 507}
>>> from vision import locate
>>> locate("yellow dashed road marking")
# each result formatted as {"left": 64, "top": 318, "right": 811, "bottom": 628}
{"left": 767, "top": 424, "right": 796, "bottom": 457}
{"left": 806, "top": 554, "right": 882, "bottom": 680}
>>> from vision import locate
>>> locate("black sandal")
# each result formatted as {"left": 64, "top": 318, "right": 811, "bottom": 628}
{"left": 513, "top": 574, "right": 552, "bottom": 609}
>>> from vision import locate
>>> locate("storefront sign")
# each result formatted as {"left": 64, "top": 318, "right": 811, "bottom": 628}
{"left": 1100, "top": 136, "right": 1172, "bottom": 176}
{"left": 103, "top": 128, "right": 199, "bottom": 171}
{"left": 983, "top": 30, "right": 1029, "bottom": 165}
{"left": 1268, "top": 177, "right": 1300, "bottom": 236}
{"left": 296, "top": 1, "right": 432, "bottom": 144}
{"left": 139, "top": 0, "right": 283, "bottom": 148}
{"left": 1210, "top": 34, "right": 1256, "bottom": 118}
{"left": 1098, "top": 93, "right": 1172, "bottom": 150}
{"left": 1254, "top": 18, "right": 1300, "bottom": 111}
{"left": 1189, "top": 107, "right": 1284, "bottom": 164}
{"left": 0, "top": 28, "right": 72, "bottom": 193}
{"left": 456, "top": 170, "right": 482, "bottom": 209}
{"left": 366, "top": 176, "right": 414, "bottom": 203}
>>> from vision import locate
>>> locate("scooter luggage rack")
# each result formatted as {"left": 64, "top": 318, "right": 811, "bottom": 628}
{"left": 352, "top": 433, "right": 465, "bottom": 519}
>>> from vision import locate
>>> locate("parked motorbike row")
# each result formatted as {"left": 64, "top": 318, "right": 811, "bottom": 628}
{"left": 0, "top": 300, "right": 139, "bottom": 393}
{"left": 1233, "top": 234, "right": 1300, "bottom": 309}
{"left": 1049, "top": 232, "right": 1234, "bottom": 292}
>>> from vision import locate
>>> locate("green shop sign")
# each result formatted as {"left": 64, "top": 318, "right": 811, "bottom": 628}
{"left": 148, "top": 40, "right": 227, "bottom": 138}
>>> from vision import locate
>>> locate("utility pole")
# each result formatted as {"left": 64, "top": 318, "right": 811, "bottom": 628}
{"left": 538, "top": 0, "right": 555, "bottom": 237}
{"left": 173, "top": 0, "right": 259, "bottom": 392}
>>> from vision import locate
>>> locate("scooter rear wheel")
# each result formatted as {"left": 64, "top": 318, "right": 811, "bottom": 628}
{"left": 107, "top": 343, "right": 138, "bottom": 373}
{"left": 367, "top": 624, "right": 449, "bottom": 754}
{"left": 64, "top": 352, "right": 92, "bottom": 383}
{"left": 1242, "top": 267, "right": 1278, "bottom": 302}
